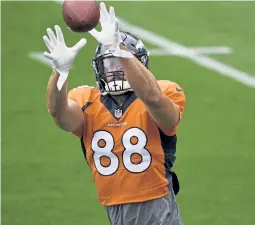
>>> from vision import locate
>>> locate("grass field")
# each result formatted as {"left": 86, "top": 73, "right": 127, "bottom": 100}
{"left": 2, "top": 1, "right": 255, "bottom": 225}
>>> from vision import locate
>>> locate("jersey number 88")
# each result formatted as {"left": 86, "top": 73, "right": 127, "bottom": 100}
{"left": 91, "top": 127, "right": 152, "bottom": 176}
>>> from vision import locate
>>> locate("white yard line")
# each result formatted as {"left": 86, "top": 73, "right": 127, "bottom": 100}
{"left": 30, "top": 46, "right": 232, "bottom": 66}
{"left": 29, "top": 52, "right": 52, "bottom": 67}
{"left": 148, "top": 46, "right": 232, "bottom": 56}
{"left": 188, "top": 46, "right": 233, "bottom": 55}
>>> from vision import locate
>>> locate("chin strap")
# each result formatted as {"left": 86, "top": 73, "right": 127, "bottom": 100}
{"left": 108, "top": 89, "right": 133, "bottom": 96}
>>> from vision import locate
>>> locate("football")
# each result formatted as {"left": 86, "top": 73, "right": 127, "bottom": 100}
{"left": 62, "top": 0, "right": 100, "bottom": 33}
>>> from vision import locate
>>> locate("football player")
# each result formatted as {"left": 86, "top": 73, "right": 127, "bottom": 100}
{"left": 44, "top": 2, "right": 185, "bottom": 225}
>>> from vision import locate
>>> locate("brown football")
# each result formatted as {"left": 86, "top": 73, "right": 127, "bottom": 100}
{"left": 62, "top": 1, "right": 100, "bottom": 32}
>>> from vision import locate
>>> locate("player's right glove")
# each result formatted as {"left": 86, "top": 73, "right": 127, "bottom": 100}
{"left": 43, "top": 25, "right": 87, "bottom": 90}
{"left": 88, "top": 2, "right": 134, "bottom": 59}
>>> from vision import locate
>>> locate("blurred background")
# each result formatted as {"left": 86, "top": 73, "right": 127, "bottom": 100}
{"left": 2, "top": 1, "right": 255, "bottom": 225}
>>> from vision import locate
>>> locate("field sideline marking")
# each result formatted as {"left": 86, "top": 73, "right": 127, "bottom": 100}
{"left": 29, "top": 45, "right": 232, "bottom": 68}
{"left": 29, "top": 52, "right": 52, "bottom": 67}
{"left": 148, "top": 46, "right": 232, "bottom": 56}
{"left": 119, "top": 18, "right": 255, "bottom": 88}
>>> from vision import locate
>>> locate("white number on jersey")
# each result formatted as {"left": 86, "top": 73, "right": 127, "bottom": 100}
{"left": 91, "top": 131, "right": 118, "bottom": 176}
{"left": 91, "top": 128, "right": 152, "bottom": 176}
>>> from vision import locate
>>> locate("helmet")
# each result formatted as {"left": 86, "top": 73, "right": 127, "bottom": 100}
{"left": 92, "top": 31, "right": 149, "bottom": 95}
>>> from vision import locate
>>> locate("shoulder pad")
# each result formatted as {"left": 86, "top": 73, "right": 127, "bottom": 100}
{"left": 76, "top": 85, "right": 95, "bottom": 89}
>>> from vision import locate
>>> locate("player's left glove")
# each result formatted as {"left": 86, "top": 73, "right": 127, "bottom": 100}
{"left": 43, "top": 25, "right": 87, "bottom": 90}
{"left": 88, "top": 2, "right": 134, "bottom": 59}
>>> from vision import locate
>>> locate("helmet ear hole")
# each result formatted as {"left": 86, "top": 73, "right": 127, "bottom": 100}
{"left": 141, "top": 56, "right": 146, "bottom": 65}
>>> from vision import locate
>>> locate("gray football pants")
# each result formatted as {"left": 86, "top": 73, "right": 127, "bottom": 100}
{"left": 105, "top": 188, "right": 183, "bottom": 225}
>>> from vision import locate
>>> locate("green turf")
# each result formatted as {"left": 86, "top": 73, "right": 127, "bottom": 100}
{"left": 2, "top": 1, "right": 255, "bottom": 225}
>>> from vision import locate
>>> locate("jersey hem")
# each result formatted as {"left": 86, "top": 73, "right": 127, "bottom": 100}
{"left": 100, "top": 188, "right": 169, "bottom": 206}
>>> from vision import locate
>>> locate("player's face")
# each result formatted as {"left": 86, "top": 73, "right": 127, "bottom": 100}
{"left": 103, "top": 58, "right": 126, "bottom": 82}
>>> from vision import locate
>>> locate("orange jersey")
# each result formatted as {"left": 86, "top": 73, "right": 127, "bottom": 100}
{"left": 68, "top": 80, "right": 185, "bottom": 206}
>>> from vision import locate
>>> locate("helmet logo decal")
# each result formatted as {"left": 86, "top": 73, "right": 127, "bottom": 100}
{"left": 136, "top": 40, "right": 145, "bottom": 50}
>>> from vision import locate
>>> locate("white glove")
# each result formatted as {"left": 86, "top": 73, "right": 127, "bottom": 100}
{"left": 43, "top": 25, "right": 87, "bottom": 90}
{"left": 89, "top": 2, "right": 134, "bottom": 59}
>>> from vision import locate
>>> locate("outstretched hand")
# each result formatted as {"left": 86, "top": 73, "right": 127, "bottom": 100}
{"left": 43, "top": 25, "right": 87, "bottom": 90}
{"left": 88, "top": 2, "right": 134, "bottom": 59}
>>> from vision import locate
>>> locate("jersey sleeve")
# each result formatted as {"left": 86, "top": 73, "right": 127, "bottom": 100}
{"left": 68, "top": 86, "right": 90, "bottom": 109}
{"left": 67, "top": 86, "right": 93, "bottom": 138}
{"left": 158, "top": 80, "right": 186, "bottom": 136}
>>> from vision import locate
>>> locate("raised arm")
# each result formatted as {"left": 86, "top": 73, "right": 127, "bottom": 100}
{"left": 116, "top": 54, "right": 181, "bottom": 132}
{"left": 43, "top": 25, "right": 86, "bottom": 137}
{"left": 47, "top": 70, "right": 84, "bottom": 137}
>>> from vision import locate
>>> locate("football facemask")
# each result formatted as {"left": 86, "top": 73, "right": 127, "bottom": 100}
{"left": 93, "top": 52, "right": 132, "bottom": 95}
{"left": 92, "top": 32, "right": 149, "bottom": 95}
